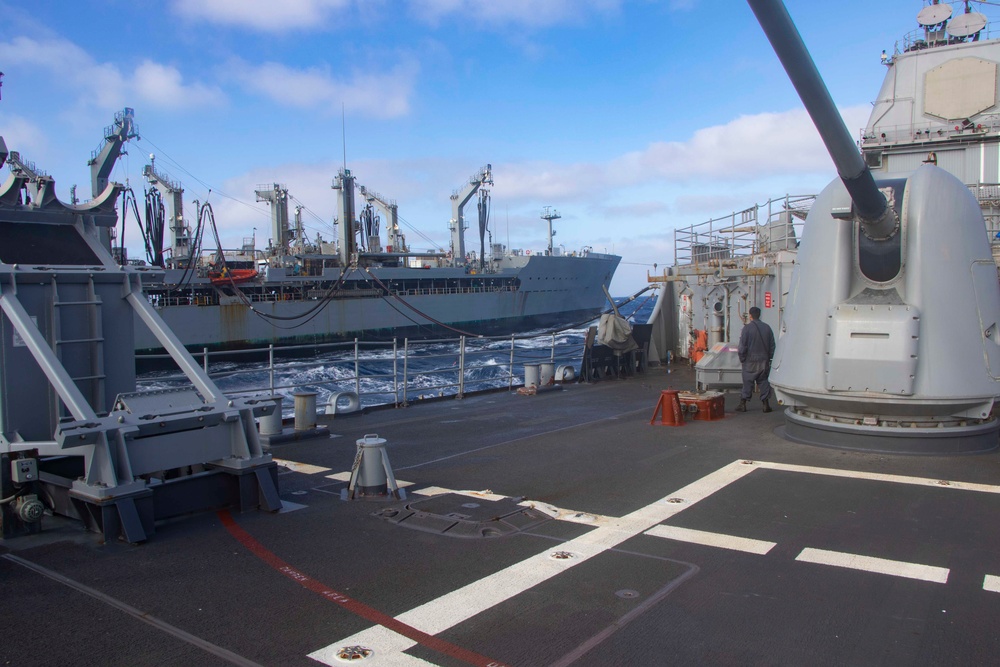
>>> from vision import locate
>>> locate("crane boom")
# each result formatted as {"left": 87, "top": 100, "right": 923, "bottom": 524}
{"left": 88, "top": 108, "right": 138, "bottom": 198}
{"left": 142, "top": 157, "right": 189, "bottom": 265}
{"left": 359, "top": 184, "right": 407, "bottom": 252}
{"left": 449, "top": 164, "right": 492, "bottom": 264}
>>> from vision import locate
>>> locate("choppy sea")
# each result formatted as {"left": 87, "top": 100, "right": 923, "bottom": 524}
{"left": 137, "top": 296, "right": 655, "bottom": 415}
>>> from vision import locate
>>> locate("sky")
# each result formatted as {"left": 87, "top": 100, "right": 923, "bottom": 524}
{"left": 0, "top": 0, "right": 982, "bottom": 294}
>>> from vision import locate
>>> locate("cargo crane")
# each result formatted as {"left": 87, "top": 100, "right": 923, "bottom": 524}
{"left": 359, "top": 184, "right": 408, "bottom": 253}
{"left": 143, "top": 156, "right": 190, "bottom": 267}
{"left": 88, "top": 107, "right": 137, "bottom": 199}
{"left": 449, "top": 164, "right": 492, "bottom": 265}
{"left": 255, "top": 183, "right": 291, "bottom": 258}
{"left": 749, "top": 0, "right": 1000, "bottom": 453}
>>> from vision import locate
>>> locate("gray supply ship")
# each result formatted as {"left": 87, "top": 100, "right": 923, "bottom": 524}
{"left": 124, "top": 155, "right": 620, "bottom": 356}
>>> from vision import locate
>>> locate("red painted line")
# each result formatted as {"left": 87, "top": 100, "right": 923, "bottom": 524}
{"left": 218, "top": 511, "right": 509, "bottom": 667}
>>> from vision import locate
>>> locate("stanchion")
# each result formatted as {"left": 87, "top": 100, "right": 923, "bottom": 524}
{"left": 650, "top": 389, "right": 684, "bottom": 426}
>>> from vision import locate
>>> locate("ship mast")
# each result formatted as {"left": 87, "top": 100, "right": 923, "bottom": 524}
{"left": 540, "top": 206, "right": 561, "bottom": 256}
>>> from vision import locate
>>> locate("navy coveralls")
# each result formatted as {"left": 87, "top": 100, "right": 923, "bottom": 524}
{"left": 738, "top": 318, "right": 776, "bottom": 401}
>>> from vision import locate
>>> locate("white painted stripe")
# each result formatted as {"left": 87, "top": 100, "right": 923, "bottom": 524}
{"left": 796, "top": 548, "right": 949, "bottom": 583}
{"left": 308, "top": 460, "right": 758, "bottom": 665}
{"left": 756, "top": 461, "right": 1000, "bottom": 495}
{"left": 984, "top": 574, "right": 1000, "bottom": 592}
{"left": 645, "top": 524, "right": 776, "bottom": 555}
{"left": 412, "top": 486, "right": 507, "bottom": 501}
{"left": 325, "top": 471, "right": 415, "bottom": 488}
{"left": 272, "top": 459, "right": 331, "bottom": 476}
{"left": 411, "top": 488, "right": 612, "bottom": 525}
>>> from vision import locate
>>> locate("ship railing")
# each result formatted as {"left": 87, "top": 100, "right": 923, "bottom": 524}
{"left": 673, "top": 195, "right": 813, "bottom": 267}
{"left": 899, "top": 22, "right": 999, "bottom": 54}
{"left": 861, "top": 115, "right": 1000, "bottom": 147}
{"left": 135, "top": 330, "right": 588, "bottom": 413}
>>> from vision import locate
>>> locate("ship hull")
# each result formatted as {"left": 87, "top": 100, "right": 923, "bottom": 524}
{"left": 135, "top": 253, "right": 620, "bottom": 354}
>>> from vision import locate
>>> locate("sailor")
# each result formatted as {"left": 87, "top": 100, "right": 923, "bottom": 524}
{"left": 880, "top": 49, "right": 888, "bottom": 64}
{"left": 736, "top": 306, "right": 776, "bottom": 413}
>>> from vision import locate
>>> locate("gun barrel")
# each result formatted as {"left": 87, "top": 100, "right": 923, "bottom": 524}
{"left": 747, "top": 0, "right": 891, "bottom": 232}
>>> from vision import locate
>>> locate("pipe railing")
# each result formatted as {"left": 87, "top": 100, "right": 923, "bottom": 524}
{"left": 136, "top": 330, "right": 590, "bottom": 414}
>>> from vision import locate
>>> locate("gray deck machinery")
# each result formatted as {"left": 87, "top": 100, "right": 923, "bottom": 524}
{"left": 0, "top": 137, "right": 280, "bottom": 542}
{"left": 748, "top": 0, "right": 1000, "bottom": 454}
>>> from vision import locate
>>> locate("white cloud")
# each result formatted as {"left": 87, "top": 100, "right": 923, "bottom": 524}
{"left": 0, "top": 114, "right": 49, "bottom": 160}
{"left": 0, "top": 36, "right": 224, "bottom": 114}
{"left": 223, "top": 59, "right": 417, "bottom": 118}
{"left": 409, "top": 0, "right": 622, "bottom": 28}
{"left": 133, "top": 61, "right": 226, "bottom": 109}
{"left": 172, "top": 0, "right": 624, "bottom": 31}
{"left": 491, "top": 105, "right": 871, "bottom": 203}
{"left": 172, "top": 0, "right": 354, "bottom": 31}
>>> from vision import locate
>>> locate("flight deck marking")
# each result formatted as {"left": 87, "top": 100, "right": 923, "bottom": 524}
{"left": 273, "top": 459, "right": 332, "bottom": 476}
{"left": 796, "top": 548, "right": 950, "bottom": 583}
{"left": 645, "top": 524, "right": 777, "bottom": 555}
{"left": 308, "top": 460, "right": 757, "bottom": 666}
{"left": 243, "top": 458, "right": 1000, "bottom": 664}
{"left": 217, "top": 511, "right": 508, "bottom": 667}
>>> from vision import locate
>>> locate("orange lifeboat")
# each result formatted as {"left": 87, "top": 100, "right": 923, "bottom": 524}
{"left": 209, "top": 268, "right": 258, "bottom": 285}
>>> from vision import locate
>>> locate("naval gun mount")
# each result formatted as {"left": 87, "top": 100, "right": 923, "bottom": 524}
{"left": 749, "top": 0, "right": 1000, "bottom": 454}
{"left": 0, "top": 138, "right": 280, "bottom": 542}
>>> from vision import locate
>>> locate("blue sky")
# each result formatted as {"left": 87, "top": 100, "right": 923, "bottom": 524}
{"left": 0, "top": 1, "right": 977, "bottom": 293}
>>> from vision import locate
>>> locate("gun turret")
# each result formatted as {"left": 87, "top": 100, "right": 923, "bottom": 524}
{"left": 747, "top": 0, "right": 897, "bottom": 239}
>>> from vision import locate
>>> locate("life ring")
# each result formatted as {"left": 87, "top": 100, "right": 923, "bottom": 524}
{"left": 526, "top": 250, "right": 531, "bottom": 255}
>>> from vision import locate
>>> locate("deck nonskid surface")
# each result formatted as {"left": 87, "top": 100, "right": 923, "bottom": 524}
{"left": 4, "top": 366, "right": 1000, "bottom": 666}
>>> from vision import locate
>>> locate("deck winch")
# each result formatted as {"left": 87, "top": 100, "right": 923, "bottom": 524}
{"left": 0, "top": 140, "right": 280, "bottom": 542}
{"left": 749, "top": 0, "right": 1000, "bottom": 453}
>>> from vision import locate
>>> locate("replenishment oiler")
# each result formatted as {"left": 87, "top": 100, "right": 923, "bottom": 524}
{"left": 121, "top": 153, "right": 620, "bottom": 355}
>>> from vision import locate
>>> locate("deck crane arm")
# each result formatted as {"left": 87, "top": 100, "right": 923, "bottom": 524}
{"left": 88, "top": 108, "right": 138, "bottom": 199}
{"left": 358, "top": 185, "right": 407, "bottom": 252}
{"left": 142, "top": 157, "right": 189, "bottom": 266}
{"left": 448, "top": 164, "right": 492, "bottom": 264}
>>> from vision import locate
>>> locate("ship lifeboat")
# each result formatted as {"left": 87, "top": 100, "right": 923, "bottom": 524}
{"left": 209, "top": 268, "right": 258, "bottom": 285}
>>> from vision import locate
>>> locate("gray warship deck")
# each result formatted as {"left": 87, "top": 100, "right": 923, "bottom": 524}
{"left": 3, "top": 364, "right": 1000, "bottom": 666}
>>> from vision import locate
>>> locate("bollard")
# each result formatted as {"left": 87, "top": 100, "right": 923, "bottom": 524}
{"left": 650, "top": 389, "right": 685, "bottom": 426}
{"left": 345, "top": 434, "right": 403, "bottom": 500}
{"left": 524, "top": 363, "right": 540, "bottom": 388}
{"left": 293, "top": 391, "right": 318, "bottom": 431}
{"left": 259, "top": 396, "right": 284, "bottom": 436}
{"left": 539, "top": 362, "right": 555, "bottom": 386}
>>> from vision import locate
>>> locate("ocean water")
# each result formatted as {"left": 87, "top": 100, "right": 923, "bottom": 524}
{"left": 138, "top": 296, "right": 655, "bottom": 414}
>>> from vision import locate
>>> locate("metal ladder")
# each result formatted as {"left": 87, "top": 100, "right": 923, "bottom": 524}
{"left": 49, "top": 275, "right": 106, "bottom": 416}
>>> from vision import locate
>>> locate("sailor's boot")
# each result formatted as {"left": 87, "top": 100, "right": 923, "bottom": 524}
{"left": 736, "top": 399, "right": 747, "bottom": 412}
{"left": 762, "top": 398, "right": 773, "bottom": 413}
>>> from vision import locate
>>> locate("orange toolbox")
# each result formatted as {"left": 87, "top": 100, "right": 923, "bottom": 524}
{"left": 677, "top": 391, "right": 725, "bottom": 421}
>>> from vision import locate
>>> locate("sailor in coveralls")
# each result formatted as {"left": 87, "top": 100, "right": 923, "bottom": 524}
{"left": 736, "top": 306, "right": 776, "bottom": 413}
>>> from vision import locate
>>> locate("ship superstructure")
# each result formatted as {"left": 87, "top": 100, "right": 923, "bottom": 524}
{"left": 648, "top": 1, "right": 1000, "bottom": 371}
{"left": 130, "top": 161, "right": 618, "bottom": 356}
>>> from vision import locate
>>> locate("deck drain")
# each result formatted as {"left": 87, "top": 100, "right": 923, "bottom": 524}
{"left": 741, "top": 460, "right": 755, "bottom": 465}
{"left": 549, "top": 550, "right": 580, "bottom": 561}
{"left": 461, "top": 502, "right": 481, "bottom": 509}
{"left": 291, "top": 490, "right": 307, "bottom": 496}
{"left": 334, "top": 646, "right": 373, "bottom": 661}
{"left": 664, "top": 497, "right": 685, "bottom": 504}
{"left": 937, "top": 480, "right": 951, "bottom": 486}
{"left": 615, "top": 589, "right": 640, "bottom": 599}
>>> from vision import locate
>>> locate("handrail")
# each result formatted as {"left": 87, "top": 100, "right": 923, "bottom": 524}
{"left": 136, "top": 329, "right": 590, "bottom": 413}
